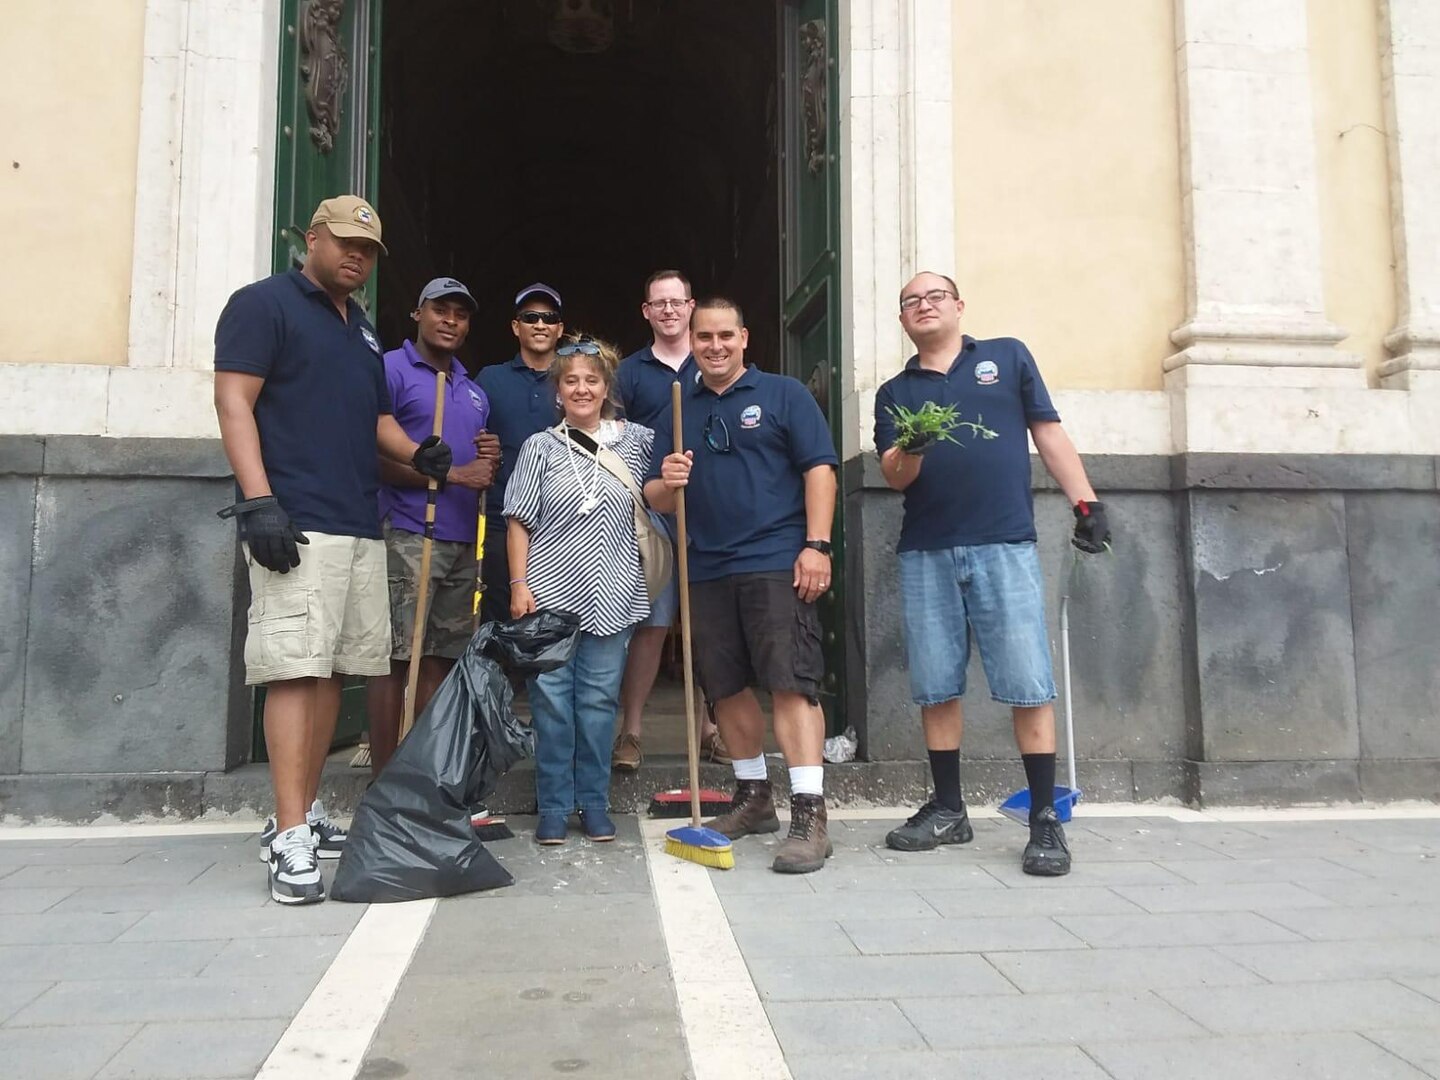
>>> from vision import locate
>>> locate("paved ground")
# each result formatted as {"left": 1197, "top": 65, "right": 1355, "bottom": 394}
{"left": 2, "top": 807, "right": 1439, "bottom": 1079}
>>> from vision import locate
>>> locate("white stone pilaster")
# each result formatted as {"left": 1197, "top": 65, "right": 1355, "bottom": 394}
{"left": 1167, "top": 0, "right": 1358, "bottom": 382}
{"left": 1378, "top": 0, "right": 1440, "bottom": 393}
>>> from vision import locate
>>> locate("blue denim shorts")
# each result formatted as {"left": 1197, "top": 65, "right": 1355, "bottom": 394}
{"left": 899, "top": 541, "right": 1056, "bottom": 707}
{"left": 638, "top": 511, "right": 678, "bottom": 628}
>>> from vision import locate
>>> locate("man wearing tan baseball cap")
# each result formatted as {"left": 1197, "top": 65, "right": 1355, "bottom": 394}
{"left": 213, "top": 193, "right": 453, "bottom": 905}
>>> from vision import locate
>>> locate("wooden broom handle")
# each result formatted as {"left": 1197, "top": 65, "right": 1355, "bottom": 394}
{"left": 401, "top": 370, "right": 447, "bottom": 739}
{"left": 672, "top": 381, "right": 702, "bottom": 827}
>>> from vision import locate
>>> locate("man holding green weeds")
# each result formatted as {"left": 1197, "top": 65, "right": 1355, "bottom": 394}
{"left": 874, "top": 272, "right": 1109, "bottom": 876}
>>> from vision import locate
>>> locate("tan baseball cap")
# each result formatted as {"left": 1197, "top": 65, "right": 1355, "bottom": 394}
{"left": 309, "top": 195, "right": 388, "bottom": 254}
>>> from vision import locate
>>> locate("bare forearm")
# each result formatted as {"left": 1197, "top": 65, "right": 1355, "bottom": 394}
{"left": 879, "top": 446, "right": 921, "bottom": 492}
{"left": 803, "top": 465, "right": 837, "bottom": 541}
{"left": 644, "top": 478, "right": 677, "bottom": 513}
{"left": 214, "top": 398, "right": 271, "bottom": 500}
{"left": 379, "top": 457, "right": 428, "bottom": 489}
{"left": 1032, "top": 423, "right": 1097, "bottom": 504}
{"left": 376, "top": 415, "right": 420, "bottom": 465}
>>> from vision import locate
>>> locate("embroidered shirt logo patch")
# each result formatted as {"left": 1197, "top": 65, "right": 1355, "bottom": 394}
{"left": 360, "top": 327, "right": 382, "bottom": 354}
{"left": 468, "top": 389, "right": 486, "bottom": 412}
{"left": 739, "top": 404, "right": 763, "bottom": 429}
{"left": 975, "top": 360, "right": 999, "bottom": 385}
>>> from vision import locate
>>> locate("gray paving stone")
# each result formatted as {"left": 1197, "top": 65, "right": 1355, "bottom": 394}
{"left": 1366, "top": 1028, "right": 1440, "bottom": 1077}
{"left": 746, "top": 952, "right": 1017, "bottom": 1001}
{"left": 0, "top": 939, "right": 225, "bottom": 980}
{"left": 788, "top": 1046, "right": 1111, "bottom": 1080}
{"left": 1156, "top": 979, "right": 1440, "bottom": 1034}
{"left": 1300, "top": 876, "right": 1440, "bottom": 908}
{"left": 1399, "top": 975, "right": 1440, "bottom": 1003}
{"left": 1085, "top": 1032, "right": 1429, "bottom": 1080}
{"left": 1111, "top": 881, "right": 1335, "bottom": 913}
{"left": 1160, "top": 856, "right": 1366, "bottom": 884}
{"left": 1060, "top": 830, "right": 1232, "bottom": 862}
{"left": 709, "top": 868, "right": 821, "bottom": 895}
{"left": 198, "top": 935, "right": 347, "bottom": 979}
{"left": 986, "top": 945, "right": 1264, "bottom": 992}
{"left": 767, "top": 1000, "right": 928, "bottom": 1055}
{"left": 0, "top": 1024, "right": 141, "bottom": 1080}
{"left": 2, "top": 859, "right": 212, "bottom": 888}
{"left": 841, "top": 915, "right": 1086, "bottom": 955}
{"left": 979, "top": 859, "right": 1190, "bottom": 887}
{"left": 1258, "top": 903, "right": 1440, "bottom": 942}
{"left": 899, "top": 989, "right": 1205, "bottom": 1049}
{"left": 1323, "top": 852, "right": 1440, "bottom": 880}
{"left": 806, "top": 860, "right": 1005, "bottom": 893}
{"left": 95, "top": 1018, "right": 288, "bottom": 1079}
{"left": 0, "top": 910, "right": 143, "bottom": 945}
{"left": 0, "top": 980, "right": 52, "bottom": 1023}
{"left": 1057, "top": 911, "right": 1305, "bottom": 948}
{"left": 9, "top": 976, "right": 315, "bottom": 1025}
{"left": 48, "top": 883, "right": 275, "bottom": 912}
{"left": 719, "top": 889, "right": 938, "bottom": 925}
{"left": 919, "top": 885, "right": 1143, "bottom": 918}
{"left": 0, "top": 885, "right": 74, "bottom": 913}
{"left": 116, "top": 902, "right": 364, "bottom": 942}
{"left": 731, "top": 918, "right": 859, "bottom": 958}
{"left": 0, "top": 844, "right": 161, "bottom": 866}
{"left": 1217, "top": 939, "right": 1440, "bottom": 983}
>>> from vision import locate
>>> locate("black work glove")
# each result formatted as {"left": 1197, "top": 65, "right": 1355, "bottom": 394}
{"left": 412, "top": 435, "right": 453, "bottom": 487}
{"left": 896, "top": 431, "right": 937, "bottom": 455}
{"left": 219, "top": 496, "right": 309, "bottom": 573}
{"left": 1072, "top": 499, "right": 1111, "bottom": 554}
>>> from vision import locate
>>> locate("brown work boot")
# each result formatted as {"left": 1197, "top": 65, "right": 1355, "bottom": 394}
{"left": 705, "top": 779, "right": 781, "bottom": 839}
{"left": 772, "top": 793, "right": 833, "bottom": 874}
{"left": 611, "top": 732, "right": 642, "bottom": 772}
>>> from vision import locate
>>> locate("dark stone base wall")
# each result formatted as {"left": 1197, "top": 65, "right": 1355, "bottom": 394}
{"left": 844, "top": 452, "right": 1440, "bottom": 807}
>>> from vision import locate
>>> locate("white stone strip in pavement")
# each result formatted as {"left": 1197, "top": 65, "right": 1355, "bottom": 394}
{"left": 640, "top": 816, "right": 792, "bottom": 1080}
{"left": 0, "top": 821, "right": 261, "bottom": 840}
{"left": 255, "top": 897, "right": 437, "bottom": 1080}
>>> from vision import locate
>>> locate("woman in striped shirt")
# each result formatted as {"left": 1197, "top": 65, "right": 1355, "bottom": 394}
{"left": 504, "top": 336, "right": 653, "bottom": 845}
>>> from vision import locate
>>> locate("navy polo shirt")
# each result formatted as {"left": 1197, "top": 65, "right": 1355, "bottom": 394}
{"left": 477, "top": 354, "right": 558, "bottom": 515}
{"left": 213, "top": 269, "right": 392, "bottom": 539}
{"left": 648, "top": 366, "right": 838, "bottom": 583}
{"left": 616, "top": 345, "right": 695, "bottom": 429}
{"left": 874, "top": 335, "right": 1060, "bottom": 552}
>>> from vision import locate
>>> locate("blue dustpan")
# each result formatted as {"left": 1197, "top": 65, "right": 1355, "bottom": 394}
{"left": 1000, "top": 587, "right": 1082, "bottom": 827}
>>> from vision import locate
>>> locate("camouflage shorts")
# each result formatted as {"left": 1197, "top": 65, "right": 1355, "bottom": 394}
{"left": 384, "top": 523, "right": 479, "bottom": 661}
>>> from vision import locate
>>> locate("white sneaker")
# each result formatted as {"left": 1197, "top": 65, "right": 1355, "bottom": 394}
{"left": 306, "top": 799, "right": 347, "bottom": 860}
{"left": 268, "top": 824, "right": 325, "bottom": 905}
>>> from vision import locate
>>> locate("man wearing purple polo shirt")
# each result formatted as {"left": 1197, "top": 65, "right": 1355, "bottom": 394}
{"left": 365, "top": 277, "right": 501, "bottom": 775}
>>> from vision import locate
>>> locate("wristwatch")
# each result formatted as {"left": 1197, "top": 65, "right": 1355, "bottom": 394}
{"left": 803, "top": 539, "right": 833, "bottom": 556}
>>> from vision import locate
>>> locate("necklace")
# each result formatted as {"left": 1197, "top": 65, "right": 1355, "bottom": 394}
{"left": 560, "top": 420, "right": 604, "bottom": 516}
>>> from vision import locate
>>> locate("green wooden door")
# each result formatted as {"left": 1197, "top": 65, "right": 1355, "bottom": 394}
{"left": 254, "top": 0, "right": 384, "bottom": 761}
{"left": 778, "top": 0, "right": 845, "bottom": 732}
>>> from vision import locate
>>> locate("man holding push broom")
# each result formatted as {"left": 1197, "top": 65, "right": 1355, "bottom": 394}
{"left": 646, "top": 297, "right": 839, "bottom": 875}
{"left": 366, "top": 277, "right": 501, "bottom": 778}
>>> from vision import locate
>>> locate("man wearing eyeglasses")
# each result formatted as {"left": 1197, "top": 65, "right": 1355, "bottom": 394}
{"left": 476, "top": 283, "right": 566, "bottom": 626}
{"left": 874, "top": 271, "right": 1111, "bottom": 878}
{"left": 611, "top": 271, "right": 726, "bottom": 773}
{"left": 646, "top": 297, "right": 839, "bottom": 875}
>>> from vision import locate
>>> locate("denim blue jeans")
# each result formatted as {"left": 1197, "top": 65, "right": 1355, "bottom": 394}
{"left": 528, "top": 626, "right": 634, "bottom": 815}
{"left": 899, "top": 541, "right": 1056, "bottom": 707}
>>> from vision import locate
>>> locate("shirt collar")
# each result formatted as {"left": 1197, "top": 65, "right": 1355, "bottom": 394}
{"left": 402, "top": 339, "right": 465, "bottom": 379}
{"left": 288, "top": 267, "right": 362, "bottom": 319}
{"left": 690, "top": 364, "right": 759, "bottom": 398}
{"left": 903, "top": 335, "right": 976, "bottom": 375}
{"left": 508, "top": 352, "right": 552, "bottom": 377}
{"left": 642, "top": 344, "right": 694, "bottom": 371}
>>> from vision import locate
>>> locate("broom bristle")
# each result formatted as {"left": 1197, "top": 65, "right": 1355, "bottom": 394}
{"left": 348, "top": 744, "right": 371, "bottom": 768}
{"left": 663, "top": 825, "right": 734, "bottom": 870}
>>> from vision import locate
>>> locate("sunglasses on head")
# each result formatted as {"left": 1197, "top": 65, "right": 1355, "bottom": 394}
{"left": 517, "top": 311, "right": 562, "bottom": 325}
{"left": 556, "top": 341, "right": 601, "bottom": 357}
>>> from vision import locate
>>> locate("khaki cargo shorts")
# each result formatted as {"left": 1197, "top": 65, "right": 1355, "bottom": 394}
{"left": 243, "top": 532, "right": 390, "bottom": 686}
{"left": 384, "top": 523, "right": 479, "bottom": 662}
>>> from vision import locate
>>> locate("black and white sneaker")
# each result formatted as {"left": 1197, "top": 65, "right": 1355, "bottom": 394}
{"left": 306, "top": 800, "right": 346, "bottom": 860}
{"left": 268, "top": 823, "right": 325, "bottom": 905}
{"left": 885, "top": 800, "right": 975, "bottom": 852}
{"left": 258, "top": 816, "right": 279, "bottom": 863}
{"left": 1022, "top": 806, "right": 1072, "bottom": 877}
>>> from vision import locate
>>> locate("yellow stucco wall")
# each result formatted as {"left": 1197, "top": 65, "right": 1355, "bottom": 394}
{"left": 950, "top": 1, "right": 1185, "bottom": 391}
{"left": 1307, "top": 0, "right": 1396, "bottom": 383}
{"left": 0, "top": 3, "right": 145, "bottom": 366}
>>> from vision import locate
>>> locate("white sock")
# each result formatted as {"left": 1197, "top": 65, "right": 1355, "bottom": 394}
{"left": 789, "top": 765, "right": 824, "bottom": 797}
{"left": 732, "top": 754, "right": 768, "bottom": 781}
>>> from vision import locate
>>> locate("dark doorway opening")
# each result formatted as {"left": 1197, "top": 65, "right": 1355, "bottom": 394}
{"left": 375, "top": 1, "right": 780, "bottom": 371}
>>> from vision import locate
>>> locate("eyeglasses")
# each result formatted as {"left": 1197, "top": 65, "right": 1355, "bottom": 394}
{"left": 899, "top": 289, "right": 956, "bottom": 313}
{"left": 517, "top": 311, "right": 563, "bottom": 325}
{"left": 556, "top": 341, "right": 601, "bottom": 357}
{"left": 703, "top": 411, "right": 731, "bottom": 454}
{"left": 644, "top": 298, "right": 693, "bottom": 311}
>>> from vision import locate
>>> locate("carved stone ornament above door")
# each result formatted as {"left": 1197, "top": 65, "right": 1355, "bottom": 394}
{"left": 300, "top": 0, "right": 348, "bottom": 154}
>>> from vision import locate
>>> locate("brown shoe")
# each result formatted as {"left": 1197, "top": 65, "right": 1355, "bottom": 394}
{"left": 705, "top": 779, "right": 781, "bottom": 839}
{"left": 700, "top": 728, "right": 732, "bottom": 765}
{"left": 611, "top": 732, "right": 642, "bottom": 772}
{"left": 772, "top": 793, "right": 833, "bottom": 874}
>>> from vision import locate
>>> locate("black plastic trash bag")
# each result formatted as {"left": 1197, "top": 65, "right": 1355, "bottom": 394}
{"left": 331, "top": 610, "right": 581, "bottom": 903}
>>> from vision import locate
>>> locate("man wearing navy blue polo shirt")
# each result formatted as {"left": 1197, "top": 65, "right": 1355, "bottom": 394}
{"left": 874, "top": 272, "right": 1110, "bottom": 877}
{"left": 611, "top": 269, "right": 724, "bottom": 772}
{"left": 646, "top": 297, "right": 839, "bottom": 875}
{"left": 476, "top": 284, "right": 565, "bottom": 626}
{"left": 214, "top": 196, "right": 453, "bottom": 905}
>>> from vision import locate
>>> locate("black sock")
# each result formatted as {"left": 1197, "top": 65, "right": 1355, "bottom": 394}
{"left": 927, "top": 749, "right": 963, "bottom": 812}
{"left": 1022, "top": 753, "right": 1056, "bottom": 820}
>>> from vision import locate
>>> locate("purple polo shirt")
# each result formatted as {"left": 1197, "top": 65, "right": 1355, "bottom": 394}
{"left": 378, "top": 340, "right": 491, "bottom": 543}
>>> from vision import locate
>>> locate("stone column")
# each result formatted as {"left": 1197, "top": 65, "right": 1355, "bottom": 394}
{"left": 1166, "top": 0, "right": 1358, "bottom": 388}
{"left": 1378, "top": 0, "right": 1440, "bottom": 394}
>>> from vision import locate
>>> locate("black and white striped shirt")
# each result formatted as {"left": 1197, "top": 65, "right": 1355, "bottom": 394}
{"left": 503, "top": 422, "right": 654, "bottom": 636}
